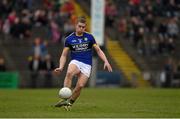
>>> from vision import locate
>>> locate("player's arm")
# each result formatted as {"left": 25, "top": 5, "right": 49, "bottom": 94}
{"left": 93, "top": 44, "right": 112, "bottom": 72}
{"left": 54, "top": 47, "right": 69, "bottom": 73}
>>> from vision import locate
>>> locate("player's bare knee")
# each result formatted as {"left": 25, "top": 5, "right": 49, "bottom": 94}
{"left": 78, "top": 84, "right": 84, "bottom": 89}
{"left": 66, "top": 71, "right": 74, "bottom": 78}
{"left": 74, "top": 84, "right": 84, "bottom": 92}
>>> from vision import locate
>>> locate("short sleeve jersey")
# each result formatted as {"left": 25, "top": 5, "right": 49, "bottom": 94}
{"left": 65, "top": 32, "right": 97, "bottom": 65}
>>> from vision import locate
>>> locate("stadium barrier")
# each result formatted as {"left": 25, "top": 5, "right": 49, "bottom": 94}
{"left": 0, "top": 72, "right": 19, "bottom": 89}
{"left": 96, "top": 71, "right": 121, "bottom": 87}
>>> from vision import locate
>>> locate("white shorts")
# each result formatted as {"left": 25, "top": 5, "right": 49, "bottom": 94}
{"left": 69, "top": 60, "right": 92, "bottom": 78}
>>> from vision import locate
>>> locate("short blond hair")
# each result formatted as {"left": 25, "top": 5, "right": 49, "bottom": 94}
{"left": 77, "top": 16, "right": 86, "bottom": 24}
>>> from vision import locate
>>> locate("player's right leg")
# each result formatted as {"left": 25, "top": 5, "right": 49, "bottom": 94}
{"left": 54, "top": 99, "right": 72, "bottom": 107}
{"left": 68, "top": 73, "right": 89, "bottom": 105}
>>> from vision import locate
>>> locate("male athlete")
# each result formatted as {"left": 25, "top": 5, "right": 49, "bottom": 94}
{"left": 54, "top": 16, "right": 112, "bottom": 109}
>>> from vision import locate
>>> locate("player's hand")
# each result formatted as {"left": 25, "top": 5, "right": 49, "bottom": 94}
{"left": 104, "top": 62, "right": 113, "bottom": 72}
{"left": 54, "top": 67, "right": 63, "bottom": 74}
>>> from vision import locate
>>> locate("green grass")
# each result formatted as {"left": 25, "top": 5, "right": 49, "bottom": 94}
{"left": 0, "top": 88, "right": 180, "bottom": 118}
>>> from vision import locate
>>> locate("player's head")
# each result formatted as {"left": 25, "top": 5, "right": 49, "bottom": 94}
{"left": 75, "top": 16, "right": 86, "bottom": 35}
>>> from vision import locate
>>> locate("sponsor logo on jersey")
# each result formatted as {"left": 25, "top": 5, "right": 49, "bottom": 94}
{"left": 78, "top": 39, "right": 82, "bottom": 43}
{"left": 84, "top": 37, "right": 88, "bottom": 41}
{"left": 72, "top": 40, "right": 77, "bottom": 42}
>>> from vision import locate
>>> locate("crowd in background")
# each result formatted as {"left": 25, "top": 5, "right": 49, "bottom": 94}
{"left": 0, "top": 0, "right": 76, "bottom": 41}
{"left": 0, "top": 0, "right": 77, "bottom": 87}
{"left": 0, "top": 0, "right": 180, "bottom": 87}
{"left": 105, "top": 0, "right": 179, "bottom": 57}
{"left": 105, "top": 0, "right": 180, "bottom": 87}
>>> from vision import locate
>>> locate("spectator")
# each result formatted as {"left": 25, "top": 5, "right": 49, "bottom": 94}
{"left": 167, "top": 17, "right": 179, "bottom": 39}
{"left": 0, "top": 56, "right": 6, "bottom": 71}
{"left": 138, "top": 6, "right": 146, "bottom": 20}
{"left": 158, "top": 20, "right": 168, "bottom": 40}
{"left": 173, "top": 60, "right": 180, "bottom": 80}
{"left": 127, "top": 0, "right": 139, "bottom": 17}
{"left": 60, "top": 0, "right": 75, "bottom": 16}
{"left": 176, "top": 61, "right": 180, "bottom": 72}
{"left": 158, "top": 38, "right": 166, "bottom": 54}
{"left": 28, "top": 55, "right": 42, "bottom": 88}
{"left": 0, "top": 0, "right": 12, "bottom": 19}
{"left": 153, "top": 0, "right": 164, "bottom": 16}
{"left": 118, "top": 17, "right": 127, "bottom": 34}
{"left": 33, "top": 9, "right": 48, "bottom": 27}
{"left": 41, "top": 40, "right": 49, "bottom": 58}
{"left": 144, "top": 13, "right": 155, "bottom": 33}
{"left": 163, "top": 58, "right": 175, "bottom": 87}
{"left": 131, "top": 16, "right": 142, "bottom": 47}
{"left": 8, "top": 10, "right": 17, "bottom": 25}
{"left": 150, "top": 37, "right": 158, "bottom": 56}
{"left": 32, "top": 37, "right": 48, "bottom": 59}
{"left": 21, "top": 16, "right": 32, "bottom": 38}
{"left": 41, "top": 54, "right": 55, "bottom": 88}
{"left": 10, "top": 17, "right": 24, "bottom": 38}
{"left": 166, "top": 38, "right": 175, "bottom": 54}
{"left": 50, "top": 20, "right": 61, "bottom": 43}
{"left": 166, "top": 0, "right": 177, "bottom": 17}
{"left": 2, "top": 19, "right": 10, "bottom": 35}
{"left": 105, "top": 0, "right": 118, "bottom": 27}
{"left": 131, "top": 0, "right": 141, "bottom": 6}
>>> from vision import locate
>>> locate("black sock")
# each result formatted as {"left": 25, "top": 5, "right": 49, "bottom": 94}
{"left": 69, "top": 99, "right": 75, "bottom": 104}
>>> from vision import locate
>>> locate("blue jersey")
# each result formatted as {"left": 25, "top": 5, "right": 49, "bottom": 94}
{"left": 65, "top": 32, "right": 97, "bottom": 65}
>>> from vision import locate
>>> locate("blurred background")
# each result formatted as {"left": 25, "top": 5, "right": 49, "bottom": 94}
{"left": 0, "top": 0, "right": 179, "bottom": 89}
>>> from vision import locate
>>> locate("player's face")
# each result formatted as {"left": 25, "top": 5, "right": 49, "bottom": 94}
{"left": 76, "top": 22, "right": 86, "bottom": 35}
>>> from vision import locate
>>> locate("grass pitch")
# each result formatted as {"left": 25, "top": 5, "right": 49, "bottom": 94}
{"left": 0, "top": 88, "right": 180, "bottom": 118}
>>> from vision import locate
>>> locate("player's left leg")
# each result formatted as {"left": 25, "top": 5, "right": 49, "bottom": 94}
{"left": 68, "top": 73, "right": 89, "bottom": 105}
{"left": 55, "top": 73, "right": 88, "bottom": 110}
{"left": 54, "top": 63, "right": 80, "bottom": 108}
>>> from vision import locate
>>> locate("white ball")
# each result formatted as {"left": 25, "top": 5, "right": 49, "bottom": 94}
{"left": 59, "top": 87, "right": 72, "bottom": 99}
